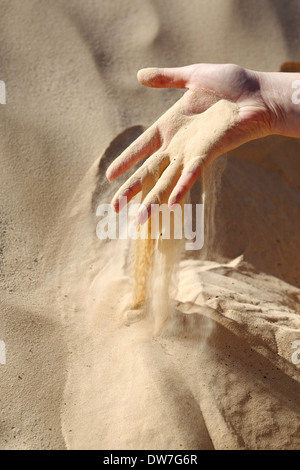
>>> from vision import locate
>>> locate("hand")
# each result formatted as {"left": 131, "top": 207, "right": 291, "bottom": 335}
{"left": 106, "top": 63, "right": 275, "bottom": 224}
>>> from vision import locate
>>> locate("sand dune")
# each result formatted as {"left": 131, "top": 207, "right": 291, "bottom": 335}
{"left": 1, "top": 0, "right": 300, "bottom": 450}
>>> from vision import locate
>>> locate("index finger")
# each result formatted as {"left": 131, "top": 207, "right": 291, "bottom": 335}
{"left": 106, "top": 124, "right": 161, "bottom": 181}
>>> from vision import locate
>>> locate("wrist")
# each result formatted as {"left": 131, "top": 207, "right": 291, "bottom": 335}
{"left": 258, "top": 71, "right": 300, "bottom": 138}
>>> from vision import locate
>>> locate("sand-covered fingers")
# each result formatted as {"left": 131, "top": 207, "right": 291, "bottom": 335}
{"left": 111, "top": 152, "right": 170, "bottom": 211}
{"left": 111, "top": 178, "right": 142, "bottom": 212}
{"left": 168, "top": 155, "right": 206, "bottom": 209}
{"left": 136, "top": 158, "right": 183, "bottom": 224}
{"left": 106, "top": 124, "right": 162, "bottom": 181}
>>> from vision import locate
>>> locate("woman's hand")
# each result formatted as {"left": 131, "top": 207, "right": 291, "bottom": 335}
{"left": 106, "top": 63, "right": 279, "bottom": 223}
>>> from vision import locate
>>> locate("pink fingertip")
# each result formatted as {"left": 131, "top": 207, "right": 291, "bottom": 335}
{"left": 117, "top": 196, "right": 128, "bottom": 211}
{"left": 136, "top": 205, "right": 149, "bottom": 225}
{"left": 111, "top": 195, "right": 128, "bottom": 213}
{"left": 110, "top": 201, "right": 118, "bottom": 213}
{"left": 168, "top": 188, "right": 182, "bottom": 208}
{"left": 106, "top": 169, "right": 116, "bottom": 182}
{"left": 176, "top": 172, "right": 193, "bottom": 188}
{"left": 169, "top": 202, "right": 181, "bottom": 212}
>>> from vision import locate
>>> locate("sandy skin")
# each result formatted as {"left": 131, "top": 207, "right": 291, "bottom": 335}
{"left": 106, "top": 63, "right": 280, "bottom": 222}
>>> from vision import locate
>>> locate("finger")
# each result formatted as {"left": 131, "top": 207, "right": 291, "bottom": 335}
{"left": 137, "top": 65, "right": 195, "bottom": 89}
{"left": 111, "top": 152, "right": 170, "bottom": 212}
{"left": 168, "top": 156, "right": 206, "bottom": 209}
{"left": 106, "top": 124, "right": 161, "bottom": 181}
{"left": 136, "top": 158, "right": 182, "bottom": 224}
{"left": 111, "top": 179, "right": 142, "bottom": 212}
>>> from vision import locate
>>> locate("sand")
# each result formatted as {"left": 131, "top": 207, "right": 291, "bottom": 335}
{"left": 1, "top": 0, "right": 300, "bottom": 450}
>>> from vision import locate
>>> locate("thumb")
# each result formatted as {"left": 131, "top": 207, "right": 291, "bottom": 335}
{"left": 137, "top": 65, "right": 194, "bottom": 89}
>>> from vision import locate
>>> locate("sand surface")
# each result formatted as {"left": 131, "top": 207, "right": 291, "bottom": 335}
{"left": 1, "top": 0, "right": 300, "bottom": 450}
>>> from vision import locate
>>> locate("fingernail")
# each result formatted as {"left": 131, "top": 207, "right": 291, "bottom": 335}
{"left": 117, "top": 195, "right": 128, "bottom": 211}
{"left": 169, "top": 201, "right": 180, "bottom": 211}
{"left": 136, "top": 205, "right": 149, "bottom": 225}
{"left": 110, "top": 201, "right": 117, "bottom": 212}
{"left": 168, "top": 192, "right": 179, "bottom": 208}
